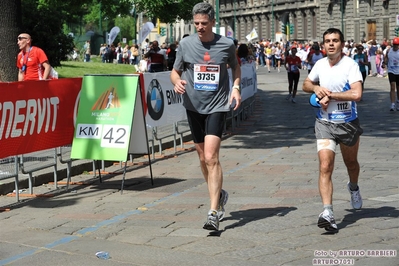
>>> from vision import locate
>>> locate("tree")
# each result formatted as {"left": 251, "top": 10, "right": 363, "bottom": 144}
{"left": 115, "top": 16, "right": 137, "bottom": 44}
{"left": 0, "top": 0, "right": 199, "bottom": 81}
{"left": 83, "top": 0, "right": 135, "bottom": 27}
{"left": 21, "top": 0, "right": 75, "bottom": 68}
{"left": 134, "top": 0, "right": 202, "bottom": 24}
{"left": 0, "top": 0, "right": 21, "bottom": 82}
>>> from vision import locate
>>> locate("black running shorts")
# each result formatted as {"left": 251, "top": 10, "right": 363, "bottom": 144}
{"left": 388, "top": 72, "right": 399, "bottom": 85}
{"left": 186, "top": 110, "right": 227, "bottom": 143}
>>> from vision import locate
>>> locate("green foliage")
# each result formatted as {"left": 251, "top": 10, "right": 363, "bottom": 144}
{"left": 115, "top": 16, "right": 137, "bottom": 44}
{"left": 83, "top": 0, "right": 135, "bottom": 27}
{"left": 134, "top": 0, "right": 202, "bottom": 23}
{"left": 22, "top": 0, "right": 75, "bottom": 67}
{"left": 19, "top": 0, "right": 198, "bottom": 68}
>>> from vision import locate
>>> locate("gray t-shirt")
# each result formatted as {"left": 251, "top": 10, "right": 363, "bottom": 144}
{"left": 173, "top": 33, "right": 238, "bottom": 114}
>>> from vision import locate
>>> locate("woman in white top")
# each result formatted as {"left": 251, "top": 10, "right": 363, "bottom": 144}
{"left": 274, "top": 43, "right": 282, "bottom": 72}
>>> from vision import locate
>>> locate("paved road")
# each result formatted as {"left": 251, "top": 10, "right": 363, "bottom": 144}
{"left": 0, "top": 66, "right": 398, "bottom": 266}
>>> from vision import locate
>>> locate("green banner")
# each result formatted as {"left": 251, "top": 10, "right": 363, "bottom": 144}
{"left": 71, "top": 75, "right": 139, "bottom": 161}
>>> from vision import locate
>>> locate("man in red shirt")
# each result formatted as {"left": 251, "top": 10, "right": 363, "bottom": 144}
{"left": 17, "top": 33, "right": 51, "bottom": 81}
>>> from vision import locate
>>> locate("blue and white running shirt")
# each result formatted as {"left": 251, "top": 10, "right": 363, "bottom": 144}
{"left": 308, "top": 56, "right": 363, "bottom": 123}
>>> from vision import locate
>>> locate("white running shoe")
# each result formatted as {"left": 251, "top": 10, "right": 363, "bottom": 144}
{"left": 347, "top": 182, "right": 363, "bottom": 209}
{"left": 317, "top": 210, "right": 338, "bottom": 232}
{"left": 203, "top": 210, "right": 219, "bottom": 231}
{"left": 217, "top": 189, "right": 229, "bottom": 221}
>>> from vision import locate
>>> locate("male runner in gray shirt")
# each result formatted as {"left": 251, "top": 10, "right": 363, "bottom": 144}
{"left": 170, "top": 2, "right": 241, "bottom": 231}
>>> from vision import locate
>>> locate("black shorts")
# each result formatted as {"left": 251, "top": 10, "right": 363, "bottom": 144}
{"left": 315, "top": 118, "right": 363, "bottom": 147}
{"left": 186, "top": 110, "right": 226, "bottom": 143}
{"left": 388, "top": 72, "right": 399, "bottom": 85}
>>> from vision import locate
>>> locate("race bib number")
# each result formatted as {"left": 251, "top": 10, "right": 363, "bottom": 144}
{"left": 290, "top": 65, "right": 298, "bottom": 72}
{"left": 327, "top": 101, "right": 352, "bottom": 122}
{"left": 193, "top": 64, "right": 220, "bottom": 91}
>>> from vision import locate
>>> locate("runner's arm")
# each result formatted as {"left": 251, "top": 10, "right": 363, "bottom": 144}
{"left": 229, "top": 64, "right": 242, "bottom": 110}
{"left": 170, "top": 68, "right": 186, "bottom": 94}
{"left": 302, "top": 77, "right": 331, "bottom": 99}
{"left": 329, "top": 81, "right": 362, "bottom": 102}
{"left": 384, "top": 48, "right": 389, "bottom": 66}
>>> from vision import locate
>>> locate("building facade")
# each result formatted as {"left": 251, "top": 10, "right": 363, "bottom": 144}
{"left": 206, "top": 0, "right": 399, "bottom": 43}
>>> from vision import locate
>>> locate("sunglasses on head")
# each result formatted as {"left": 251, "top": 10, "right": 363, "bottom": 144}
{"left": 18, "top": 36, "right": 28, "bottom": 41}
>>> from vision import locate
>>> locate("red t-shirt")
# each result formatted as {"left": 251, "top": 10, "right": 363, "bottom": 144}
{"left": 285, "top": 55, "right": 302, "bottom": 73}
{"left": 17, "top": 46, "right": 49, "bottom": 81}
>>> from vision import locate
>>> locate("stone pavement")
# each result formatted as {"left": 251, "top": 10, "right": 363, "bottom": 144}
{"left": 0, "top": 66, "right": 398, "bottom": 266}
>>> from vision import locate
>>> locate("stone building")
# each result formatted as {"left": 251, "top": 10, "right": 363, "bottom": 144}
{"left": 202, "top": 0, "right": 399, "bottom": 43}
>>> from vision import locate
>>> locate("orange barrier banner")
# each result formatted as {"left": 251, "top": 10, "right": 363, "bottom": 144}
{"left": 0, "top": 78, "right": 82, "bottom": 158}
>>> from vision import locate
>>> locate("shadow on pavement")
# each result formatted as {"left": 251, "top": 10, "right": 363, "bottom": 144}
{"left": 339, "top": 206, "right": 399, "bottom": 230}
{"left": 206, "top": 206, "right": 297, "bottom": 236}
{"left": 226, "top": 207, "right": 297, "bottom": 229}
{"left": 89, "top": 176, "right": 186, "bottom": 191}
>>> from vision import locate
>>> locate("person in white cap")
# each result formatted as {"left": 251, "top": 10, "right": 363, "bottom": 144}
{"left": 384, "top": 37, "right": 399, "bottom": 111}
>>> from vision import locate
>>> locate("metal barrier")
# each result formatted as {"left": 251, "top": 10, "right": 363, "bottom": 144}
{"left": 0, "top": 156, "right": 19, "bottom": 201}
{"left": 19, "top": 148, "right": 58, "bottom": 194}
{"left": 152, "top": 124, "right": 177, "bottom": 156}
{"left": 57, "top": 145, "right": 76, "bottom": 190}
{"left": 241, "top": 95, "right": 256, "bottom": 120}
{"left": 175, "top": 120, "right": 191, "bottom": 149}
{"left": 225, "top": 103, "right": 242, "bottom": 132}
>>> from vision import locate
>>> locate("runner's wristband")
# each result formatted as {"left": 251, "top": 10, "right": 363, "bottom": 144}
{"left": 233, "top": 85, "right": 240, "bottom": 92}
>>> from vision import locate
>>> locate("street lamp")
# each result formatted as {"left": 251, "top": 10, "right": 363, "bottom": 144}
{"left": 131, "top": 5, "right": 137, "bottom": 44}
{"left": 216, "top": 0, "right": 220, "bottom": 34}
{"left": 170, "top": 24, "right": 173, "bottom": 44}
{"left": 271, "top": 0, "right": 274, "bottom": 42}
{"left": 341, "top": 0, "right": 344, "bottom": 33}
{"left": 234, "top": 0, "right": 236, "bottom": 39}
{"left": 99, "top": 0, "right": 102, "bottom": 34}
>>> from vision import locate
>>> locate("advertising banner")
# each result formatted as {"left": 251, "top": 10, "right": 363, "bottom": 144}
{"left": 0, "top": 78, "right": 82, "bottom": 158}
{"left": 240, "top": 62, "right": 258, "bottom": 101}
{"left": 108, "top": 26, "right": 120, "bottom": 45}
{"left": 71, "top": 75, "right": 145, "bottom": 161}
{"left": 228, "top": 62, "right": 257, "bottom": 102}
{"left": 139, "top": 22, "right": 154, "bottom": 45}
{"left": 142, "top": 72, "right": 186, "bottom": 127}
